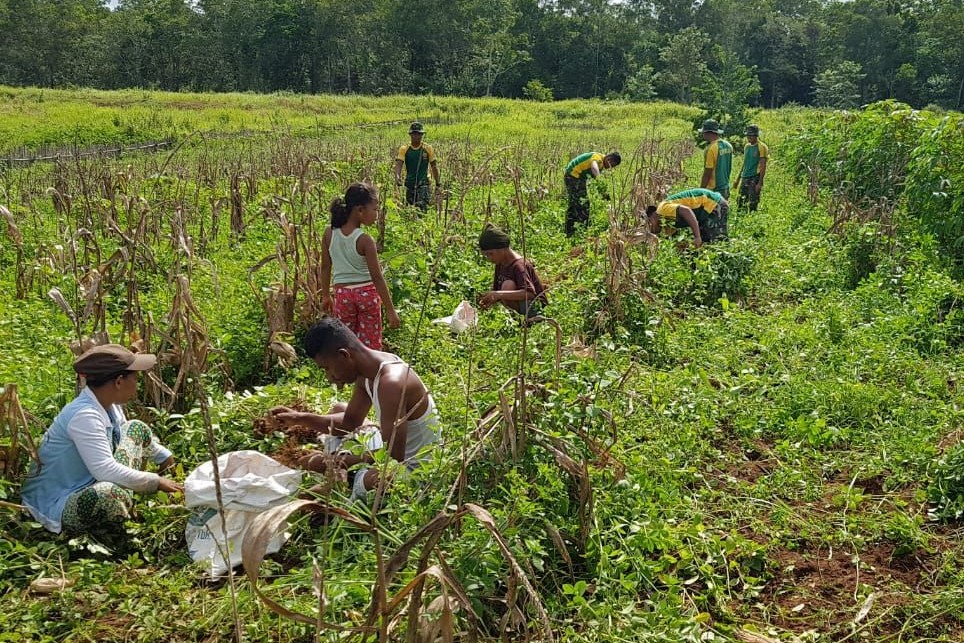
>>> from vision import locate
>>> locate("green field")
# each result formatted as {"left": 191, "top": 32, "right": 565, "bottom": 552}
{"left": 1, "top": 87, "right": 962, "bottom": 642}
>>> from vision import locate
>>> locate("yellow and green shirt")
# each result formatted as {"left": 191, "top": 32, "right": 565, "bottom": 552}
{"left": 656, "top": 188, "right": 724, "bottom": 220}
{"left": 740, "top": 141, "right": 769, "bottom": 178}
{"left": 397, "top": 143, "right": 436, "bottom": 187}
{"left": 565, "top": 152, "right": 605, "bottom": 180}
{"left": 704, "top": 139, "right": 733, "bottom": 191}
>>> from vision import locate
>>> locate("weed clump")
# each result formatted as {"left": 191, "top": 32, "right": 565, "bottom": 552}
{"left": 927, "top": 442, "right": 964, "bottom": 522}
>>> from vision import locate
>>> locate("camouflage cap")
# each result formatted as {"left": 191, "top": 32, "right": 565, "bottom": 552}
{"left": 698, "top": 119, "right": 724, "bottom": 134}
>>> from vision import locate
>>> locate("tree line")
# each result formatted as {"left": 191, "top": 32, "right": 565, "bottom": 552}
{"left": 1, "top": 0, "right": 962, "bottom": 110}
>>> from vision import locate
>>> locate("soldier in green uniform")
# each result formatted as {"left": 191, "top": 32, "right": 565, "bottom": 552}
{"left": 646, "top": 187, "right": 729, "bottom": 246}
{"left": 563, "top": 151, "right": 621, "bottom": 236}
{"left": 734, "top": 124, "right": 769, "bottom": 212}
{"left": 394, "top": 121, "right": 440, "bottom": 211}
{"left": 699, "top": 119, "right": 733, "bottom": 200}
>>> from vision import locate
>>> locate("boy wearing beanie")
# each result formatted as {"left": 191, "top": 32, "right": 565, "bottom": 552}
{"left": 477, "top": 224, "right": 547, "bottom": 318}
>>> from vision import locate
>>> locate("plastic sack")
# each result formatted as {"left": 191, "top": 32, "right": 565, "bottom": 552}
{"left": 185, "top": 450, "right": 302, "bottom": 577}
{"left": 432, "top": 300, "right": 478, "bottom": 334}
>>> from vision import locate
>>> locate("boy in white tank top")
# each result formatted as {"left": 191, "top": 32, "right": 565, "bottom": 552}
{"left": 271, "top": 318, "right": 440, "bottom": 499}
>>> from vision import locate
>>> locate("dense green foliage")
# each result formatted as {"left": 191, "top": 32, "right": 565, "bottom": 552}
{"left": 2, "top": 0, "right": 964, "bottom": 109}
{"left": 788, "top": 100, "right": 964, "bottom": 275}
{"left": 1, "top": 92, "right": 963, "bottom": 642}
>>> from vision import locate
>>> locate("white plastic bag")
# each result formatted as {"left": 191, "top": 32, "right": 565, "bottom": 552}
{"left": 184, "top": 450, "right": 302, "bottom": 577}
{"left": 432, "top": 300, "right": 478, "bottom": 334}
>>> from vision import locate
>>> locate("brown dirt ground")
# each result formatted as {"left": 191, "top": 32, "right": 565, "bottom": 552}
{"left": 712, "top": 437, "right": 964, "bottom": 638}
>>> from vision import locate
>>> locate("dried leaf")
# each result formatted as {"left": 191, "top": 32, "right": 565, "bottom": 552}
{"left": 241, "top": 499, "right": 371, "bottom": 630}
{"left": 852, "top": 591, "right": 877, "bottom": 627}
{"left": 735, "top": 630, "right": 781, "bottom": 643}
{"left": 29, "top": 577, "right": 74, "bottom": 595}
{"left": 463, "top": 503, "right": 555, "bottom": 642}
{"left": 545, "top": 521, "right": 573, "bottom": 570}
{"left": 47, "top": 288, "right": 78, "bottom": 327}
{"left": 0, "top": 205, "right": 23, "bottom": 249}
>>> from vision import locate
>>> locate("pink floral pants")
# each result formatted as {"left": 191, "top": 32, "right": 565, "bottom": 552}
{"left": 333, "top": 282, "right": 383, "bottom": 349}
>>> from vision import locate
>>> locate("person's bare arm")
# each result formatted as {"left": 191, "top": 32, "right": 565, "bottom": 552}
{"left": 320, "top": 226, "right": 333, "bottom": 313}
{"left": 430, "top": 160, "right": 440, "bottom": 186}
{"left": 358, "top": 233, "right": 400, "bottom": 328}
{"left": 271, "top": 383, "right": 372, "bottom": 438}
{"left": 676, "top": 206, "right": 703, "bottom": 248}
{"left": 374, "top": 375, "right": 410, "bottom": 464}
{"left": 590, "top": 160, "right": 602, "bottom": 179}
{"left": 480, "top": 288, "right": 529, "bottom": 307}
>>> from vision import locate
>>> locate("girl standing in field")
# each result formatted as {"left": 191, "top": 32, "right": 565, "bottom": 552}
{"left": 321, "top": 183, "right": 400, "bottom": 350}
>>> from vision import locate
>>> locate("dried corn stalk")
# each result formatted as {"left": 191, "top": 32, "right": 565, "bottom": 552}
{"left": 155, "top": 275, "right": 212, "bottom": 410}
{"left": 249, "top": 255, "right": 297, "bottom": 372}
{"left": 1, "top": 205, "right": 28, "bottom": 299}
{"left": 599, "top": 136, "right": 690, "bottom": 333}
{"left": 229, "top": 172, "right": 245, "bottom": 237}
{"left": 242, "top": 500, "right": 554, "bottom": 643}
{"left": 0, "top": 384, "right": 38, "bottom": 481}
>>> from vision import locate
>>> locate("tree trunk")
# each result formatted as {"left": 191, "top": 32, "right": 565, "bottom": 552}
{"left": 956, "top": 72, "right": 963, "bottom": 110}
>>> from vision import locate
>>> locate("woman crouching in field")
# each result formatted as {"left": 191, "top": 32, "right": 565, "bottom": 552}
{"left": 20, "top": 345, "right": 182, "bottom": 535}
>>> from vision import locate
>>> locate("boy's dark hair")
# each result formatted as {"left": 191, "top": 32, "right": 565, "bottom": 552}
{"left": 330, "top": 182, "right": 377, "bottom": 228}
{"left": 645, "top": 205, "right": 658, "bottom": 217}
{"left": 85, "top": 370, "right": 134, "bottom": 388}
{"left": 605, "top": 152, "right": 621, "bottom": 166}
{"left": 303, "top": 318, "right": 360, "bottom": 358}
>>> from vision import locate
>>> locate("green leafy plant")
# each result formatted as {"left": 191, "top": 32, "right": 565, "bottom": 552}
{"left": 928, "top": 442, "right": 964, "bottom": 522}
{"left": 523, "top": 79, "right": 554, "bottom": 102}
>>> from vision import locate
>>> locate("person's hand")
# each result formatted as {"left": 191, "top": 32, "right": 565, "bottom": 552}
{"left": 387, "top": 309, "right": 401, "bottom": 329}
{"left": 158, "top": 455, "right": 175, "bottom": 474}
{"left": 157, "top": 477, "right": 183, "bottom": 494}
{"left": 297, "top": 450, "right": 328, "bottom": 472}
{"left": 270, "top": 406, "right": 306, "bottom": 428}
{"left": 733, "top": 179, "right": 740, "bottom": 189}
{"left": 755, "top": 182, "right": 762, "bottom": 194}
{"left": 321, "top": 294, "right": 333, "bottom": 315}
{"left": 394, "top": 177, "right": 403, "bottom": 187}
{"left": 478, "top": 291, "right": 499, "bottom": 309}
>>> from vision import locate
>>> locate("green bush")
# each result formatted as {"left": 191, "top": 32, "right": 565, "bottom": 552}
{"left": 789, "top": 101, "right": 964, "bottom": 275}
{"left": 928, "top": 442, "right": 964, "bottom": 521}
{"left": 787, "top": 101, "right": 926, "bottom": 207}
{"left": 904, "top": 112, "right": 964, "bottom": 274}
{"left": 690, "top": 242, "right": 755, "bottom": 307}
{"left": 842, "top": 222, "right": 882, "bottom": 289}
{"left": 523, "top": 79, "right": 554, "bottom": 102}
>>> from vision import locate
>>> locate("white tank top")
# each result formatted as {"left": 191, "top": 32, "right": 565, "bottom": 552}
{"left": 329, "top": 227, "right": 372, "bottom": 285}
{"left": 364, "top": 357, "right": 441, "bottom": 468}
